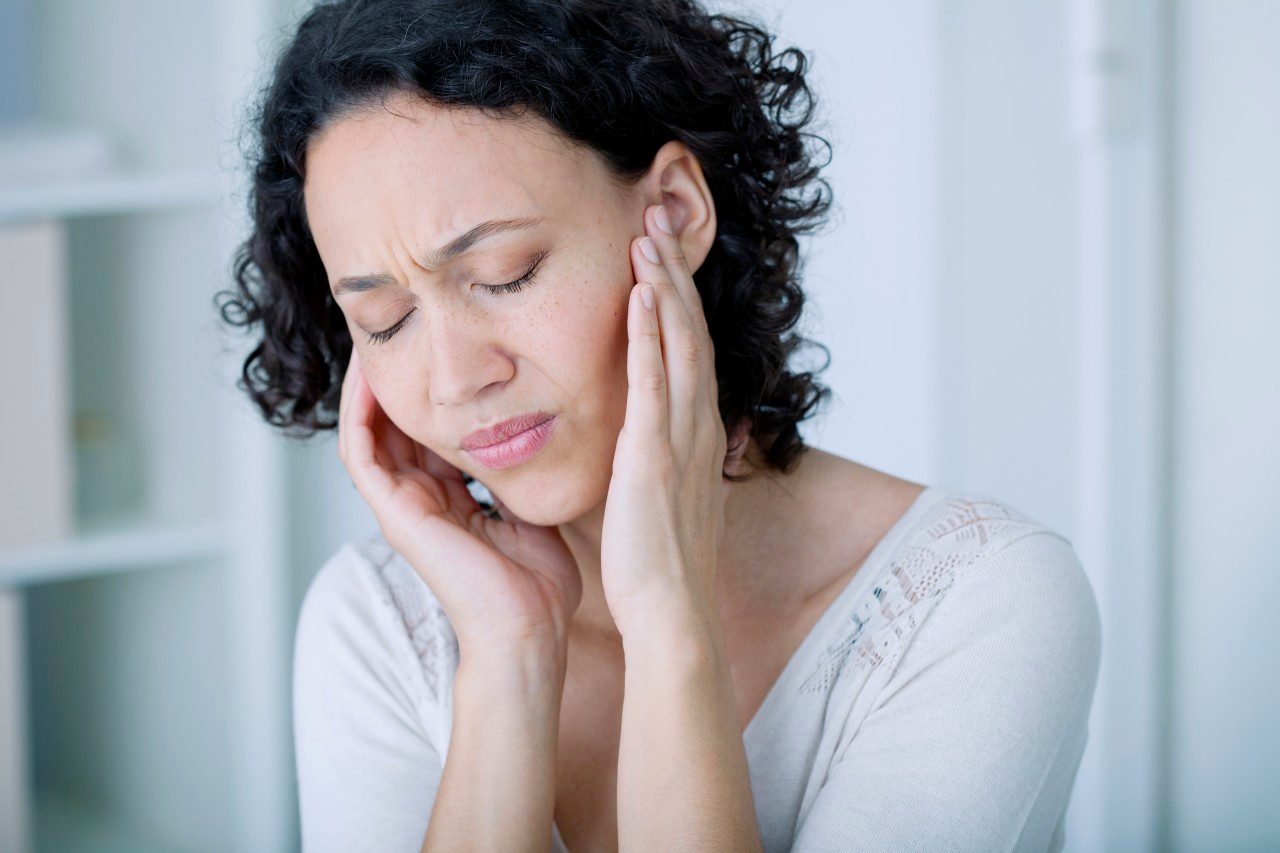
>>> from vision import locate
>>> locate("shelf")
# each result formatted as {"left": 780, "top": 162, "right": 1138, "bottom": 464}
{"left": 0, "top": 518, "right": 227, "bottom": 587}
{"left": 2, "top": 0, "right": 295, "bottom": 850}
{"left": 0, "top": 170, "right": 221, "bottom": 225}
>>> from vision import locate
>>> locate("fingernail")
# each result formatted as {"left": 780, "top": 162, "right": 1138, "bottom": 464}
{"left": 640, "top": 236, "right": 659, "bottom": 263}
{"left": 641, "top": 284, "right": 655, "bottom": 310}
{"left": 655, "top": 205, "right": 673, "bottom": 234}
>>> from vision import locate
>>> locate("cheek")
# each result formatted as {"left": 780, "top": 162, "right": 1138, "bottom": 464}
{"left": 536, "top": 270, "right": 630, "bottom": 423}
{"left": 362, "top": 370, "right": 418, "bottom": 434}
{"left": 360, "top": 359, "right": 452, "bottom": 454}
{"left": 577, "top": 307, "right": 631, "bottom": 452}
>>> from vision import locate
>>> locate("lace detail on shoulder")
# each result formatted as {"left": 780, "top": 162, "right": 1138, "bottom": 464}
{"left": 798, "top": 493, "right": 1047, "bottom": 695}
{"left": 352, "top": 533, "right": 457, "bottom": 705}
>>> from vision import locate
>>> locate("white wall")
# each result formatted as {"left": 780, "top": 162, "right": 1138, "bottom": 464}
{"left": 762, "top": 0, "right": 1098, "bottom": 533}
{"left": 934, "top": 3, "right": 1084, "bottom": 526}
{"left": 1169, "top": 2, "right": 1280, "bottom": 849}
{"left": 761, "top": 0, "right": 942, "bottom": 483}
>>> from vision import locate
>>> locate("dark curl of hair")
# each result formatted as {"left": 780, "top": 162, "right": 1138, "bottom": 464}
{"left": 216, "top": 0, "right": 835, "bottom": 484}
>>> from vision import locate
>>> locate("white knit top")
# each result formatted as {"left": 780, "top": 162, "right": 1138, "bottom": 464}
{"left": 293, "top": 484, "right": 1102, "bottom": 852}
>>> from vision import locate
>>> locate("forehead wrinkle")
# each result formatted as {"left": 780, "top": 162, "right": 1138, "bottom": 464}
{"left": 314, "top": 99, "right": 587, "bottom": 297}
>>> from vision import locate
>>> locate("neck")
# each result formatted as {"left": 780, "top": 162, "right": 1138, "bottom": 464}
{"left": 556, "top": 498, "right": 614, "bottom": 638}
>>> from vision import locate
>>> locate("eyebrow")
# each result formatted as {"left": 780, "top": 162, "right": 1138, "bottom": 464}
{"left": 332, "top": 216, "right": 543, "bottom": 296}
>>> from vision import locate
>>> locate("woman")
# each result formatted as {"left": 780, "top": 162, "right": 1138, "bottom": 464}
{"left": 218, "top": 0, "right": 1102, "bottom": 850}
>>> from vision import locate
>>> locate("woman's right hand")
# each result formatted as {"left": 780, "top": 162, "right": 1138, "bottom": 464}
{"left": 337, "top": 348, "right": 583, "bottom": 659}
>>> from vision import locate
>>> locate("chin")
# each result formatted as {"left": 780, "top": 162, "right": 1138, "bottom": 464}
{"left": 484, "top": 461, "right": 608, "bottom": 527}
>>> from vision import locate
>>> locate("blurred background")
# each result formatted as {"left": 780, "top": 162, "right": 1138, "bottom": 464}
{"left": 0, "top": 0, "right": 1275, "bottom": 851}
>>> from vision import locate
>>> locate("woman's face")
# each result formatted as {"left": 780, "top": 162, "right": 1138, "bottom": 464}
{"left": 303, "top": 92, "right": 708, "bottom": 526}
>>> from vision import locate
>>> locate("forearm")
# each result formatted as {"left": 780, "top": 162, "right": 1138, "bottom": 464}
{"left": 422, "top": 641, "right": 566, "bottom": 852}
{"left": 617, "top": 603, "right": 763, "bottom": 851}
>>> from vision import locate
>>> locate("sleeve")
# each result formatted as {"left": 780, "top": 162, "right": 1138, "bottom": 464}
{"left": 292, "top": 547, "right": 447, "bottom": 853}
{"left": 790, "top": 531, "right": 1103, "bottom": 853}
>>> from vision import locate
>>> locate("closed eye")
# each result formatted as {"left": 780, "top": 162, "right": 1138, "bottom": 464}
{"left": 366, "top": 310, "right": 415, "bottom": 345}
{"left": 365, "top": 251, "right": 549, "bottom": 345}
{"left": 473, "top": 250, "right": 548, "bottom": 295}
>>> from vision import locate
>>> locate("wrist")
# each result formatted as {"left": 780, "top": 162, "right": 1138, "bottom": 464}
{"left": 620, "top": 594, "right": 726, "bottom": 669}
{"left": 457, "top": 634, "right": 567, "bottom": 697}
{"left": 615, "top": 576, "right": 711, "bottom": 632}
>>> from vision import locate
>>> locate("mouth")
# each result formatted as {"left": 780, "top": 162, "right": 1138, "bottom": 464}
{"left": 461, "top": 414, "right": 557, "bottom": 471}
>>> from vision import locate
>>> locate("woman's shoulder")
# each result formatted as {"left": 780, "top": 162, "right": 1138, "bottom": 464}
{"left": 795, "top": 481, "right": 1100, "bottom": 694}
{"left": 869, "top": 485, "right": 1103, "bottom": 683}
{"left": 797, "top": 482, "right": 1102, "bottom": 792}
{"left": 903, "top": 488, "right": 1098, "bottom": 611}
{"left": 805, "top": 457, "right": 1096, "bottom": 625}
{"left": 788, "top": 485, "right": 1101, "bottom": 851}
{"left": 808, "top": 454, "right": 1087, "bottom": 597}
{"left": 296, "top": 532, "right": 458, "bottom": 709}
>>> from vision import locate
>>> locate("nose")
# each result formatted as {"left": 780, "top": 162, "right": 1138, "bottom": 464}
{"left": 421, "top": 304, "right": 514, "bottom": 408}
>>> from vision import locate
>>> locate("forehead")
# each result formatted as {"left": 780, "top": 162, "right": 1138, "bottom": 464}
{"left": 303, "top": 93, "right": 599, "bottom": 249}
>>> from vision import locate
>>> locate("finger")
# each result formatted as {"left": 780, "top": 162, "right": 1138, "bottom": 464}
{"left": 343, "top": 359, "right": 401, "bottom": 502}
{"left": 633, "top": 232, "right": 701, "bottom": 443}
{"left": 646, "top": 204, "right": 710, "bottom": 340}
{"left": 338, "top": 348, "right": 361, "bottom": 465}
{"left": 345, "top": 355, "right": 420, "bottom": 477}
{"left": 340, "top": 353, "right": 474, "bottom": 526}
{"left": 375, "top": 402, "right": 420, "bottom": 472}
{"left": 633, "top": 232, "right": 695, "bottom": 331}
{"left": 623, "top": 280, "right": 668, "bottom": 446}
{"left": 645, "top": 205, "right": 718, "bottom": 401}
{"left": 645, "top": 205, "right": 724, "bottom": 445}
{"left": 421, "top": 445, "right": 485, "bottom": 519}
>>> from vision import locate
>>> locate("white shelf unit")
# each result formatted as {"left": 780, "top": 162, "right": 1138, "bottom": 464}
{"left": 1, "top": 1, "right": 295, "bottom": 852}
{"left": 0, "top": 170, "right": 220, "bottom": 226}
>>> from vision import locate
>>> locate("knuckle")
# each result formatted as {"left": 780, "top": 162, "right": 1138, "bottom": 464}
{"left": 680, "top": 338, "right": 701, "bottom": 365}
{"left": 642, "top": 372, "right": 666, "bottom": 393}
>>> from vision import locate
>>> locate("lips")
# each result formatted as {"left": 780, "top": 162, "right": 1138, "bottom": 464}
{"left": 460, "top": 411, "right": 555, "bottom": 450}
{"left": 462, "top": 414, "right": 557, "bottom": 471}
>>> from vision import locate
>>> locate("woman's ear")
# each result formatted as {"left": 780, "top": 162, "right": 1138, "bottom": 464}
{"left": 643, "top": 140, "right": 718, "bottom": 274}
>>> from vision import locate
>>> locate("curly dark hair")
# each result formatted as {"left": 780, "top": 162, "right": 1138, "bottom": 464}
{"left": 215, "top": 0, "right": 835, "bottom": 484}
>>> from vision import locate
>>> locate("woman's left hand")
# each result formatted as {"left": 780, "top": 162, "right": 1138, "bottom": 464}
{"left": 600, "top": 203, "right": 735, "bottom": 639}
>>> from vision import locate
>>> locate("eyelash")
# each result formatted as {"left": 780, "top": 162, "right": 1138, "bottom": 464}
{"left": 365, "top": 253, "right": 548, "bottom": 345}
